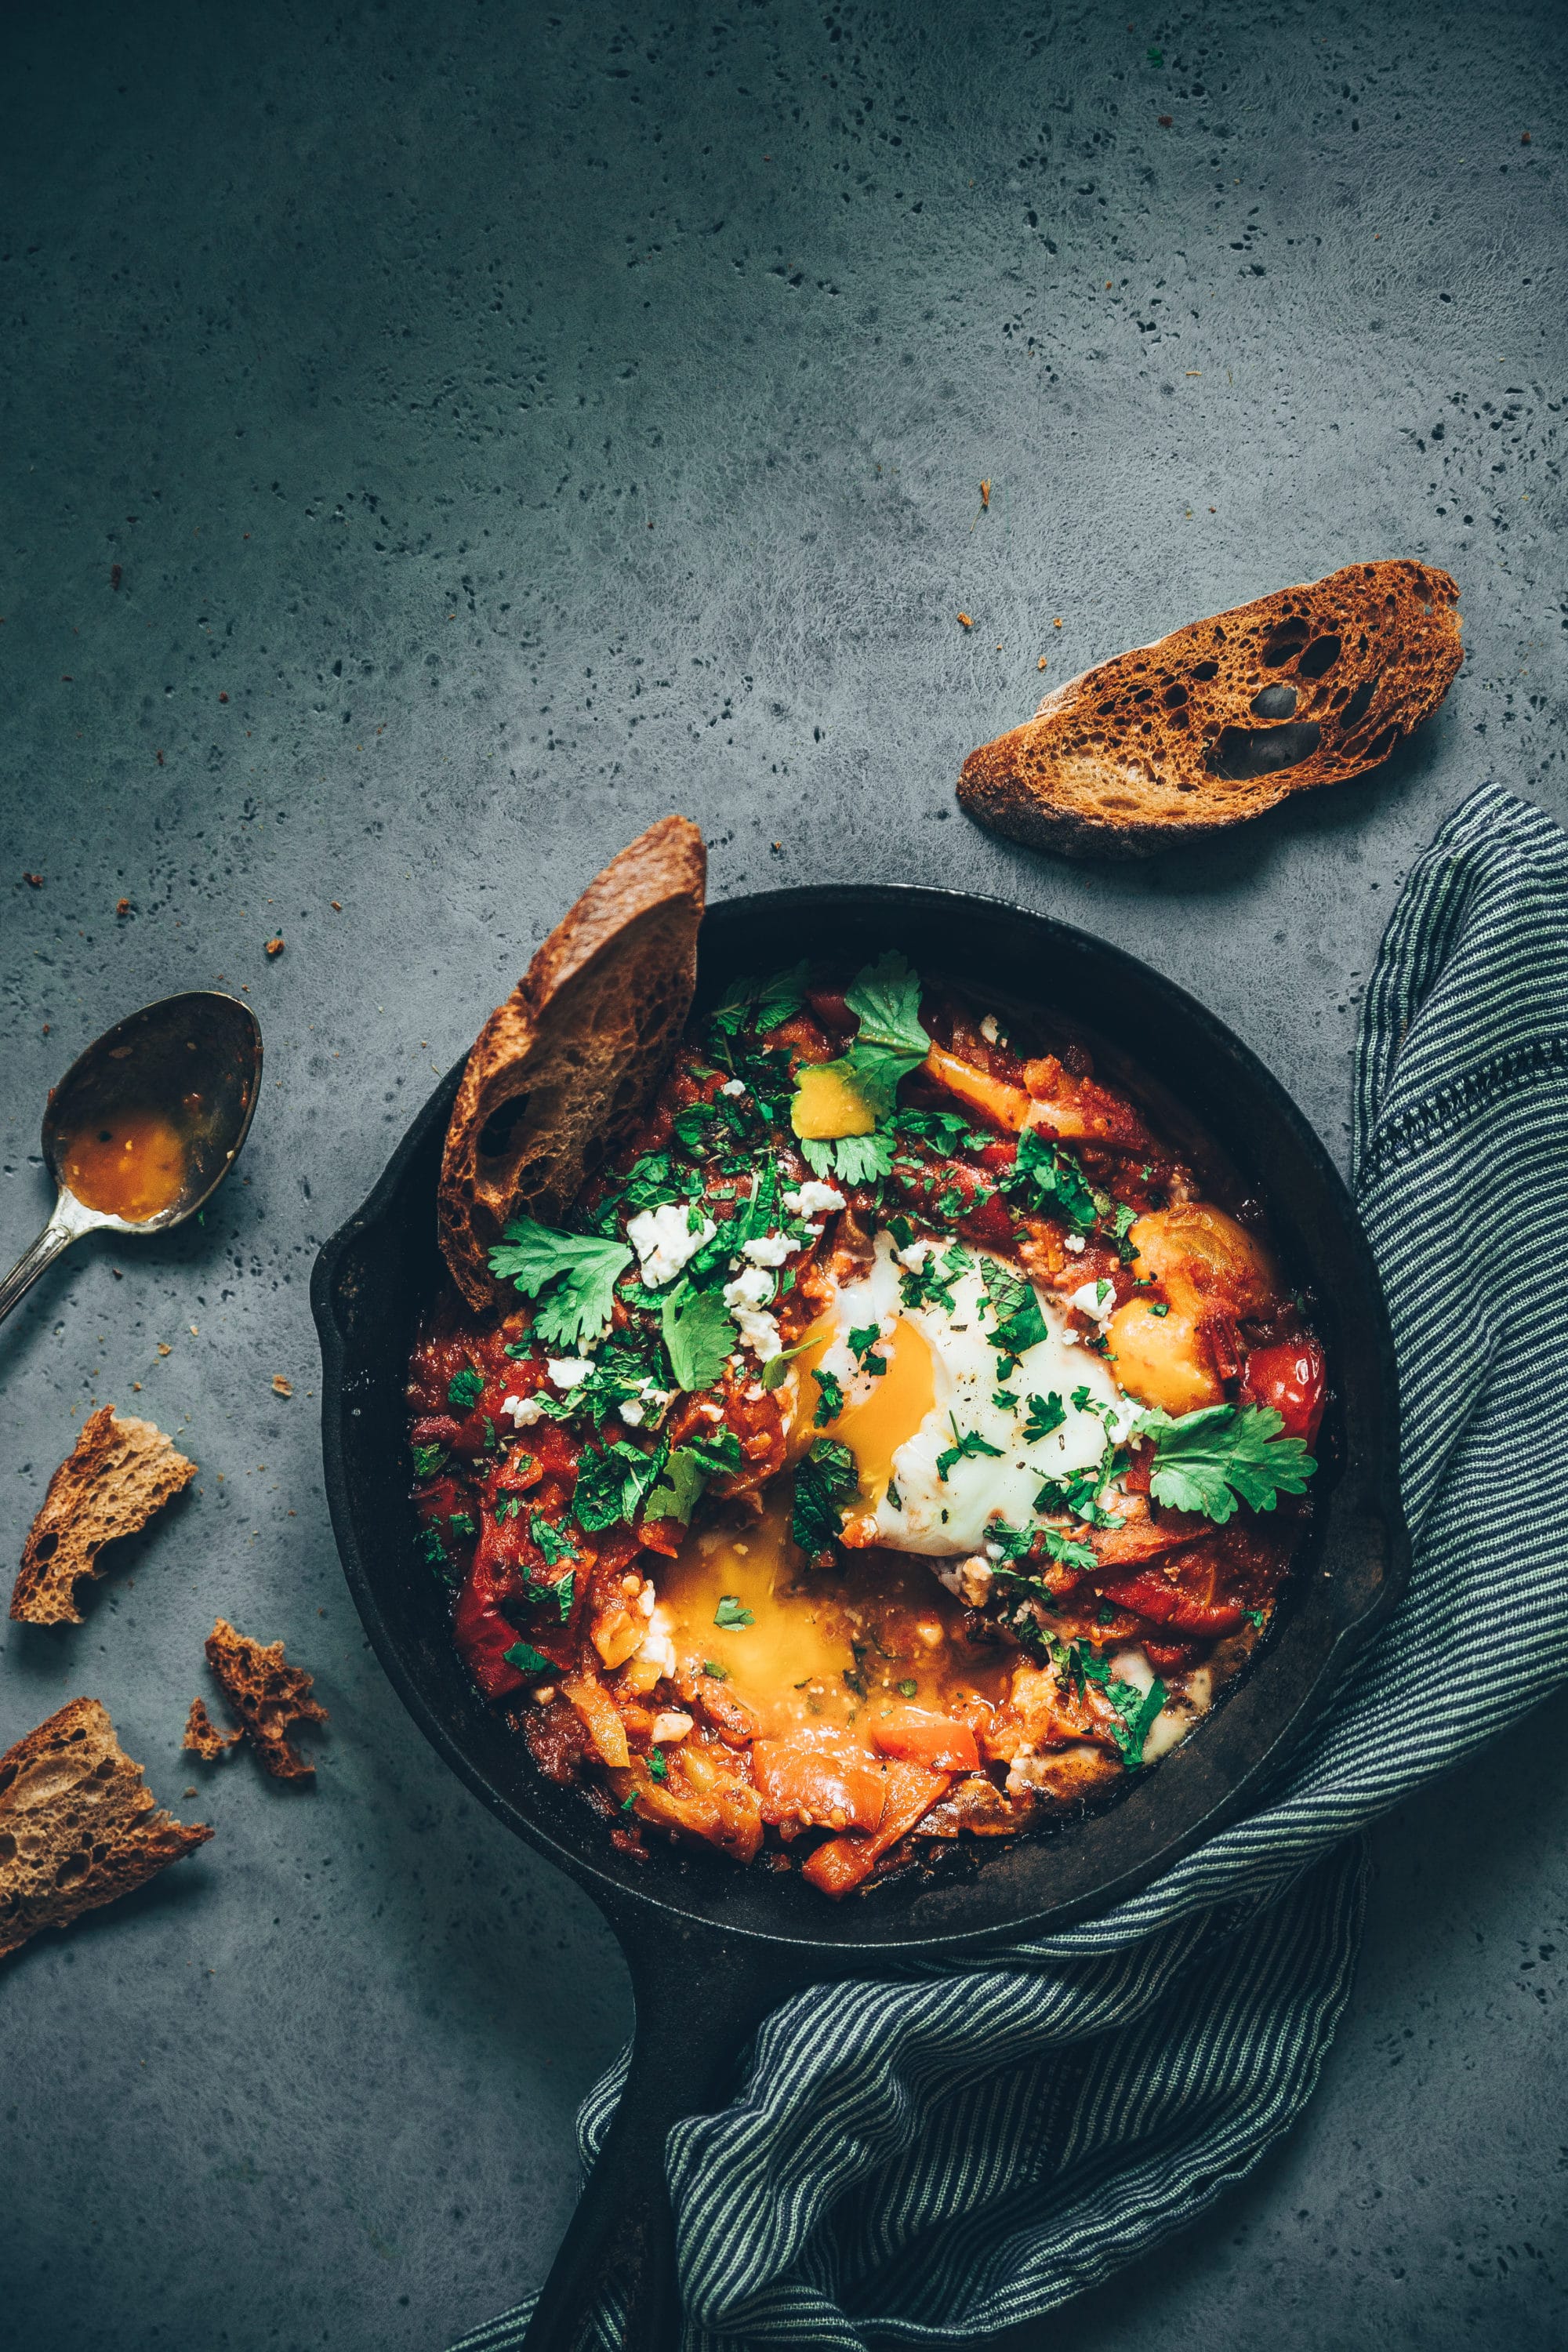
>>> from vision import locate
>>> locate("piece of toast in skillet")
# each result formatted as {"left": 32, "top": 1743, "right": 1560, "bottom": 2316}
{"left": 956, "top": 559, "right": 1463, "bottom": 858}
{"left": 438, "top": 815, "right": 707, "bottom": 1310}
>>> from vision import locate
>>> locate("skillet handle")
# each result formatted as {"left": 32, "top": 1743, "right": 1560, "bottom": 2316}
{"left": 521, "top": 1918, "right": 832, "bottom": 2352}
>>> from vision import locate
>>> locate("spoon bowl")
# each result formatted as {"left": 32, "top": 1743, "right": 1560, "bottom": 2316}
{"left": 0, "top": 991, "right": 263, "bottom": 1326}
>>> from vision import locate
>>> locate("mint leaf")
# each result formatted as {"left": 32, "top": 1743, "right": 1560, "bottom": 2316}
{"left": 488, "top": 1218, "right": 632, "bottom": 1350}
{"left": 714, "top": 1594, "right": 755, "bottom": 1629}
{"left": 792, "top": 1438, "right": 858, "bottom": 1562}
{"left": 572, "top": 1434, "right": 670, "bottom": 1532}
{"left": 711, "top": 962, "right": 809, "bottom": 1038}
{"left": 411, "top": 1441, "right": 447, "bottom": 1480}
{"left": 813, "top": 1366, "right": 845, "bottom": 1426}
{"left": 446, "top": 1367, "right": 485, "bottom": 1409}
{"left": 661, "top": 1279, "right": 737, "bottom": 1393}
{"left": 525, "top": 1565, "right": 575, "bottom": 1621}
{"left": 1134, "top": 1403, "right": 1316, "bottom": 1523}
{"left": 529, "top": 1512, "right": 576, "bottom": 1568}
{"left": 502, "top": 1639, "right": 552, "bottom": 1677}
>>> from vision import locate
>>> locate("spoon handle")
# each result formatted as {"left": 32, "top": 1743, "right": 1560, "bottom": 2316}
{"left": 0, "top": 1212, "right": 80, "bottom": 1326}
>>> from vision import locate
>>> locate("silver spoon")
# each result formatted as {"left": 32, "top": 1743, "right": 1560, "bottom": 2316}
{"left": 0, "top": 990, "right": 263, "bottom": 1326}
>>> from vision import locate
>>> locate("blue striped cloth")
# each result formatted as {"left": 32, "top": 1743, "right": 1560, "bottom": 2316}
{"left": 456, "top": 782, "right": 1568, "bottom": 2351}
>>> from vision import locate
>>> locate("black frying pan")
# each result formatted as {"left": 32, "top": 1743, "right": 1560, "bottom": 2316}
{"left": 311, "top": 885, "right": 1406, "bottom": 2350}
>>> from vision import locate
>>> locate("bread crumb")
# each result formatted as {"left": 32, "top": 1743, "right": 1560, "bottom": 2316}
{"left": 957, "top": 612, "right": 973, "bottom": 630}
{"left": 116, "top": 898, "right": 131, "bottom": 916}
{"left": 1053, "top": 617, "right": 1062, "bottom": 628}
{"left": 1038, "top": 656, "right": 1048, "bottom": 670}
{"left": 157, "top": 1342, "right": 172, "bottom": 1356}
{"left": 265, "top": 936, "right": 284, "bottom": 957}
{"left": 271, "top": 1374, "right": 293, "bottom": 1398}
{"left": 978, "top": 480, "right": 990, "bottom": 509}
{"left": 24, "top": 873, "right": 42, "bottom": 887}
{"left": 331, "top": 899, "right": 342, "bottom": 911}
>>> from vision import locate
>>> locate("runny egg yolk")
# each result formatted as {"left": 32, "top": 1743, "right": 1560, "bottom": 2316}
{"left": 817, "top": 1316, "right": 936, "bottom": 1502}
{"left": 791, "top": 1062, "right": 876, "bottom": 1140}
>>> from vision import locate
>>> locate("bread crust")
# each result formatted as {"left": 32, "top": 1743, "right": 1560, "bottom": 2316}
{"left": 205, "top": 1617, "right": 327, "bottom": 1780}
{"left": 0, "top": 1697, "right": 210, "bottom": 1958}
{"left": 437, "top": 815, "right": 706, "bottom": 1308}
{"left": 10, "top": 1407, "right": 197, "bottom": 1626}
{"left": 956, "top": 561, "right": 1463, "bottom": 858}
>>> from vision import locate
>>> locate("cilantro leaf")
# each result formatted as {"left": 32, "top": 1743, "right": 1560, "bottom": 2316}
{"left": 661, "top": 1280, "right": 737, "bottom": 1393}
{"left": 645, "top": 1746, "right": 669, "bottom": 1780}
{"left": 711, "top": 961, "right": 810, "bottom": 1038}
{"left": 446, "top": 1367, "right": 485, "bottom": 1409}
{"left": 1078, "top": 1648, "right": 1168, "bottom": 1769}
{"left": 502, "top": 1639, "right": 553, "bottom": 1677}
{"left": 714, "top": 1595, "right": 755, "bottom": 1628}
{"left": 813, "top": 1367, "right": 845, "bottom": 1426}
{"left": 1134, "top": 1403, "right": 1316, "bottom": 1523}
{"left": 488, "top": 1218, "right": 633, "bottom": 1350}
{"left": 844, "top": 951, "right": 930, "bottom": 1058}
{"left": 847, "top": 1325, "right": 883, "bottom": 1362}
{"left": 1043, "top": 1527, "right": 1096, "bottom": 1572}
{"left": 935, "top": 1414, "right": 1006, "bottom": 1482}
{"left": 1022, "top": 1391, "right": 1066, "bottom": 1443}
{"left": 800, "top": 1130, "right": 895, "bottom": 1186}
{"left": 791, "top": 1438, "right": 858, "bottom": 1562}
{"left": 645, "top": 1445, "right": 709, "bottom": 1525}
{"left": 1003, "top": 1130, "right": 1098, "bottom": 1231}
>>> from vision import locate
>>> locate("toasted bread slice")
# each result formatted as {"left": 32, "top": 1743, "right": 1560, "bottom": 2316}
{"left": 205, "top": 1618, "right": 326, "bottom": 1781}
{"left": 0, "top": 1697, "right": 211, "bottom": 1958}
{"left": 11, "top": 1407, "right": 197, "bottom": 1627}
{"left": 438, "top": 815, "right": 706, "bottom": 1309}
{"left": 182, "top": 1697, "right": 242, "bottom": 1760}
{"left": 957, "top": 561, "right": 1463, "bottom": 858}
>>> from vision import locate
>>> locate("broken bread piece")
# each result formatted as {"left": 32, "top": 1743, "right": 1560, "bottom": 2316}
{"left": 183, "top": 1697, "right": 242, "bottom": 1761}
{"left": 956, "top": 560, "right": 1463, "bottom": 858}
{"left": 11, "top": 1407, "right": 197, "bottom": 1626}
{"left": 438, "top": 813, "right": 706, "bottom": 1310}
{"left": 0, "top": 1697, "right": 211, "bottom": 1959}
{"left": 205, "top": 1618, "right": 327, "bottom": 1781}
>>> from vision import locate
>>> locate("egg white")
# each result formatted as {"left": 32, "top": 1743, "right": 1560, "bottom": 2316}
{"left": 811, "top": 1232, "right": 1139, "bottom": 1556}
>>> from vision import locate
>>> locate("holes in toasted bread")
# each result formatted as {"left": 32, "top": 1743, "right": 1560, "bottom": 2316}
{"left": 1363, "top": 724, "right": 1399, "bottom": 764}
{"left": 55, "top": 1851, "right": 89, "bottom": 1886}
{"left": 1261, "top": 620, "right": 1311, "bottom": 667}
{"left": 1190, "top": 659, "right": 1220, "bottom": 681}
{"left": 1163, "top": 683, "right": 1189, "bottom": 708}
{"left": 1250, "top": 684, "right": 1298, "bottom": 720}
{"left": 1207, "top": 720, "right": 1322, "bottom": 780}
{"left": 477, "top": 1095, "right": 530, "bottom": 1162}
{"left": 31, "top": 1530, "right": 59, "bottom": 1563}
{"left": 1339, "top": 678, "right": 1377, "bottom": 727}
{"left": 1297, "top": 634, "right": 1342, "bottom": 679}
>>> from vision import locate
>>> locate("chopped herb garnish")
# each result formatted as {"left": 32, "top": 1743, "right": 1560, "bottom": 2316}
{"left": 573, "top": 1434, "right": 671, "bottom": 1532}
{"left": 896, "top": 1679, "right": 918, "bottom": 1699}
{"left": 502, "top": 1639, "right": 552, "bottom": 1677}
{"left": 813, "top": 1367, "right": 845, "bottom": 1426}
{"left": 529, "top": 1513, "right": 576, "bottom": 1568}
{"left": 488, "top": 1218, "right": 633, "bottom": 1349}
{"left": 978, "top": 1253, "right": 1048, "bottom": 1370}
{"left": 646, "top": 1746, "right": 670, "bottom": 1782}
{"left": 1022, "top": 1391, "right": 1066, "bottom": 1443}
{"left": 701, "top": 1659, "right": 729, "bottom": 1681}
{"left": 446, "top": 1367, "right": 485, "bottom": 1409}
{"left": 448, "top": 1511, "right": 477, "bottom": 1537}
{"left": 411, "top": 1442, "right": 447, "bottom": 1481}
{"left": 1133, "top": 1403, "right": 1316, "bottom": 1523}
{"left": 1002, "top": 1128, "right": 1098, "bottom": 1232}
{"left": 644, "top": 1445, "right": 708, "bottom": 1525}
{"left": 661, "top": 1279, "right": 737, "bottom": 1394}
{"left": 791, "top": 1438, "right": 858, "bottom": 1562}
{"left": 714, "top": 1595, "right": 755, "bottom": 1629}
{"left": 935, "top": 1414, "right": 1006, "bottom": 1482}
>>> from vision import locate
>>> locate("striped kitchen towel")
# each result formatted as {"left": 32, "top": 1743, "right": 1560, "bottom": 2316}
{"left": 455, "top": 781, "right": 1568, "bottom": 2350}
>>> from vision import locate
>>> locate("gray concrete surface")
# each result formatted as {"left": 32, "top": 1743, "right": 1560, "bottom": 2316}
{"left": 2, "top": 1, "right": 1565, "bottom": 2345}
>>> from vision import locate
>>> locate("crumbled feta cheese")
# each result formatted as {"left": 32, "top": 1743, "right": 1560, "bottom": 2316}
{"left": 729, "top": 1300, "right": 782, "bottom": 1361}
{"left": 637, "top": 1584, "right": 657, "bottom": 1617}
{"left": 618, "top": 1399, "right": 646, "bottom": 1427}
{"left": 718, "top": 1077, "right": 746, "bottom": 1098}
{"left": 500, "top": 1392, "right": 545, "bottom": 1428}
{"left": 742, "top": 1230, "right": 794, "bottom": 1269}
{"left": 980, "top": 1014, "right": 1000, "bottom": 1044}
{"left": 1066, "top": 1279, "right": 1116, "bottom": 1326}
{"left": 534, "top": 1685, "right": 557, "bottom": 1704}
{"left": 894, "top": 1235, "right": 929, "bottom": 1272}
{"left": 651, "top": 1711, "right": 694, "bottom": 1744}
{"left": 637, "top": 1606, "right": 677, "bottom": 1679}
{"left": 547, "top": 1356, "right": 596, "bottom": 1389}
{"left": 626, "top": 1202, "right": 717, "bottom": 1287}
{"left": 1064, "top": 1232, "right": 1086, "bottom": 1254}
{"left": 782, "top": 1180, "right": 847, "bottom": 1218}
{"left": 724, "top": 1266, "right": 776, "bottom": 1311}
{"left": 957, "top": 1555, "right": 995, "bottom": 1607}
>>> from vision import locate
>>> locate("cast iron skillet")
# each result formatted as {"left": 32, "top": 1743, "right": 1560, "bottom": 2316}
{"left": 311, "top": 885, "right": 1406, "bottom": 2351}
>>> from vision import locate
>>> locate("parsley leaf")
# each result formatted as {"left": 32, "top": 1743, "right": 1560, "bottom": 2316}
{"left": 1043, "top": 1527, "right": 1097, "bottom": 1571}
{"left": 978, "top": 1253, "right": 1048, "bottom": 1368}
{"left": 792, "top": 1438, "right": 858, "bottom": 1562}
{"left": 714, "top": 1595, "right": 755, "bottom": 1629}
{"left": 646, "top": 1746, "right": 670, "bottom": 1781}
{"left": 661, "top": 1279, "right": 737, "bottom": 1393}
{"left": 844, "top": 951, "right": 929, "bottom": 1057}
{"left": 935, "top": 1414, "right": 1006, "bottom": 1482}
{"left": 488, "top": 1218, "right": 633, "bottom": 1350}
{"left": 1003, "top": 1129, "right": 1098, "bottom": 1231}
{"left": 800, "top": 1130, "right": 895, "bottom": 1186}
{"left": 1078, "top": 1649, "right": 1168, "bottom": 1769}
{"left": 1022, "top": 1391, "right": 1066, "bottom": 1443}
{"left": 502, "top": 1639, "right": 552, "bottom": 1677}
{"left": 525, "top": 1564, "right": 575, "bottom": 1621}
{"left": 847, "top": 1324, "right": 883, "bottom": 1362}
{"left": 1133, "top": 1403, "right": 1316, "bottom": 1523}
{"left": 446, "top": 1367, "right": 485, "bottom": 1409}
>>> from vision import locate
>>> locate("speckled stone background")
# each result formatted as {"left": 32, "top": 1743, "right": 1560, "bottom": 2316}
{"left": 2, "top": 2, "right": 1565, "bottom": 2346}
